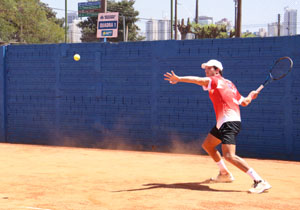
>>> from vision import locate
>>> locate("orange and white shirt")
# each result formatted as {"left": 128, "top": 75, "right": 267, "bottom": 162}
{"left": 203, "top": 75, "right": 244, "bottom": 129}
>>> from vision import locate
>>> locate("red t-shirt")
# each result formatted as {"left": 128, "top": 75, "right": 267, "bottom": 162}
{"left": 203, "top": 75, "right": 244, "bottom": 129}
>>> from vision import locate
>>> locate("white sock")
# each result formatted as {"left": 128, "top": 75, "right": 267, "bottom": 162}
{"left": 216, "top": 159, "right": 230, "bottom": 174}
{"left": 246, "top": 168, "right": 263, "bottom": 181}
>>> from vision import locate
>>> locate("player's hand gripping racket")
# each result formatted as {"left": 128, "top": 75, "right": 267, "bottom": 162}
{"left": 256, "top": 56, "right": 293, "bottom": 93}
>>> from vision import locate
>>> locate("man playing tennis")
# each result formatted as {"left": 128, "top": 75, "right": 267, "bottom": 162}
{"left": 164, "top": 59, "right": 271, "bottom": 194}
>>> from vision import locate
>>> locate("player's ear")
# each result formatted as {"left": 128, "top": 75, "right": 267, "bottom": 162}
{"left": 219, "top": 69, "right": 223, "bottom": 76}
{"left": 214, "top": 66, "right": 222, "bottom": 75}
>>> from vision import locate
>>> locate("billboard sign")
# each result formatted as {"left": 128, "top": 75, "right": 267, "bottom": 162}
{"left": 97, "top": 12, "right": 119, "bottom": 38}
{"left": 78, "top": 1, "right": 106, "bottom": 17}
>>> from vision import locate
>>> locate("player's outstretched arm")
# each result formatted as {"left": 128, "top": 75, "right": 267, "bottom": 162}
{"left": 164, "top": 70, "right": 210, "bottom": 86}
{"left": 241, "top": 91, "right": 259, "bottom": 107}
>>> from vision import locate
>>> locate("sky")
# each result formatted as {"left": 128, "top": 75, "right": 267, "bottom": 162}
{"left": 41, "top": 0, "right": 300, "bottom": 33}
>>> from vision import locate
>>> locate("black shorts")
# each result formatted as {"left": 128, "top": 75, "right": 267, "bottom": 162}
{"left": 209, "top": 121, "right": 241, "bottom": 145}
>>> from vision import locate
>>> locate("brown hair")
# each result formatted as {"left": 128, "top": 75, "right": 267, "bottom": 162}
{"left": 213, "top": 66, "right": 223, "bottom": 76}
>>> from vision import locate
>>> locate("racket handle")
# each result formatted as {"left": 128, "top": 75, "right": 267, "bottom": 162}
{"left": 256, "top": 85, "right": 264, "bottom": 92}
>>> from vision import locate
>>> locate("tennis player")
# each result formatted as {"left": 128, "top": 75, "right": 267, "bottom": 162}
{"left": 164, "top": 59, "right": 271, "bottom": 194}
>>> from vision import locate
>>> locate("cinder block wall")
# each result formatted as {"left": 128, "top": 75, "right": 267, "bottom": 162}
{"left": 1, "top": 36, "right": 299, "bottom": 160}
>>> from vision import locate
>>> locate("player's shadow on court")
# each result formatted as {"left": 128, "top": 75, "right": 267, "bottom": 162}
{"left": 112, "top": 179, "right": 243, "bottom": 193}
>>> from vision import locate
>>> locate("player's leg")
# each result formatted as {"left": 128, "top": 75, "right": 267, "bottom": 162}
{"left": 222, "top": 144, "right": 271, "bottom": 193}
{"left": 220, "top": 122, "right": 271, "bottom": 193}
{"left": 201, "top": 133, "right": 222, "bottom": 162}
{"left": 201, "top": 128, "right": 234, "bottom": 182}
{"left": 221, "top": 144, "right": 250, "bottom": 172}
{"left": 218, "top": 122, "right": 250, "bottom": 171}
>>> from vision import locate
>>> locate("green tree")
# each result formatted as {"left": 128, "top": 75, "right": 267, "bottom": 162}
{"left": 78, "top": 0, "right": 144, "bottom": 42}
{"left": 0, "top": 0, "right": 18, "bottom": 42}
{"left": 190, "top": 23, "right": 257, "bottom": 39}
{"left": 178, "top": 18, "right": 192, "bottom": 40}
{"left": 191, "top": 23, "right": 228, "bottom": 39}
{"left": 0, "top": 0, "right": 64, "bottom": 44}
{"left": 77, "top": 16, "right": 98, "bottom": 42}
{"left": 242, "top": 32, "right": 257, "bottom": 38}
{"left": 39, "top": 2, "right": 65, "bottom": 28}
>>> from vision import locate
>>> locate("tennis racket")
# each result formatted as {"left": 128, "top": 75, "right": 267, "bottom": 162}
{"left": 256, "top": 56, "right": 293, "bottom": 92}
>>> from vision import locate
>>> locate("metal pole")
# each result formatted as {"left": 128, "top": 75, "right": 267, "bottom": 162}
{"left": 65, "top": 0, "right": 67, "bottom": 43}
{"left": 278, "top": 14, "right": 281, "bottom": 36}
{"left": 123, "top": 16, "right": 126, "bottom": 41}
{"left": 103, "top": 0, "right": 107, "bottom": 13}
{"left": 234, "top": 0, "right": 237, "bottom": 32}
{"left": 288, "top": 12, "right": 290, "bottom": 35}
{"left": 195, "top": 0, "right": 198, "bottom": 23}
{"left": 126, "top": 25, "right": 128, "bottom": 41}
{"left": 103, "top": 0, "right": 107, "bottom": 42}
{"left": 171, "top": 0, "right": 173, "bottom": 40}
{"left": 236, "top": 0, "right": 242, "bottom": 37}
{"left": 175, "top": 0, "right": 178, "bottom": 40}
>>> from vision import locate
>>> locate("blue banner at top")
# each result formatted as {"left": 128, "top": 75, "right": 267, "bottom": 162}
{"left": 78, "top": 1, "right": 100, "bottom": 7}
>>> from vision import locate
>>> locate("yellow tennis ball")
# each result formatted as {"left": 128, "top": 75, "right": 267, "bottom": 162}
{"left": 74, "top": 54, "right": 80, "bottom": 61}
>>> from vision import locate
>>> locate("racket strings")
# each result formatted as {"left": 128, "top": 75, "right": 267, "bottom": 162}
{"left": 270, "top": 58, "right": 292, "bottom": 80}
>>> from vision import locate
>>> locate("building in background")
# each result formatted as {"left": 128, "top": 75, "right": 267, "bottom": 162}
{"left": 158, "top": 19, "right": 171, "bottom": 40}
{"left": 283, "top": 7, "right": 297, "bottom": 36}
{"left": 258, "top": 28, "right": 267, "bottom": 37}
{"left": 146, "top": 19, "right": 158, "bottom": 41}
{"left": 186, "top": 33, "right": 195, "bottom": 40}
{"left": 146, "top": 19, "right": 175, "bottom": 41}
{"left": 268, "top": 22, "right": 284, "bottom": 37}
{"left": 215, "top": 18, "right": 233, "bottom": 31}
{"left": 68, "top": 20, "right": 82, "bottom": 43}
{"left": 67, "top": 12, "right": 78, "bottom": 24}
{"left": 198, "top": 16, "right": 213, "bottom": 25}
{"left": 67, "top": 12, "right": 82, "bottom": 43}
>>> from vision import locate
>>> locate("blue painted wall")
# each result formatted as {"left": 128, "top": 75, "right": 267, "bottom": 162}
{"left": 0, "top": 46, "right": 7, "bottom": 142}
{"left": 1, "top": 36, "right": 300, "bottom": 160}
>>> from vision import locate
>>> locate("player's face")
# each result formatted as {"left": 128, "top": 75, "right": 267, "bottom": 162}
{"left": 205, "top": 66, "right": 217, "bottom": 77}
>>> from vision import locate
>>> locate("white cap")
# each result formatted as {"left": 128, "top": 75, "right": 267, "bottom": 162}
{"left": 201, "top": 59, "right": 223, "bottom": 71}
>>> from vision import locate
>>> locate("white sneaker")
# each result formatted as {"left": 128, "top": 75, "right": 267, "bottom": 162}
{"left": 248, "top": 180, "right": 272, "bottom": 194}
{"left": 210, "top": 172, "right": 235, "bottom": 183}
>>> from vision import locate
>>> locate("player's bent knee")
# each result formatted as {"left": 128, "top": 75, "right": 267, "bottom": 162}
{"left": 202, "top": 143, "right": 216, "bottom": 154}
{"left": 201, "top": 142, "right": 210, "bottom": 152}
{"left": 224, "top": 154, "right": 236, "bottom": 162}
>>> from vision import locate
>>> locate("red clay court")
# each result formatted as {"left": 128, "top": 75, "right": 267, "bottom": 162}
{"left": 0, "top": 143, "right": 300, "bottom": 210}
